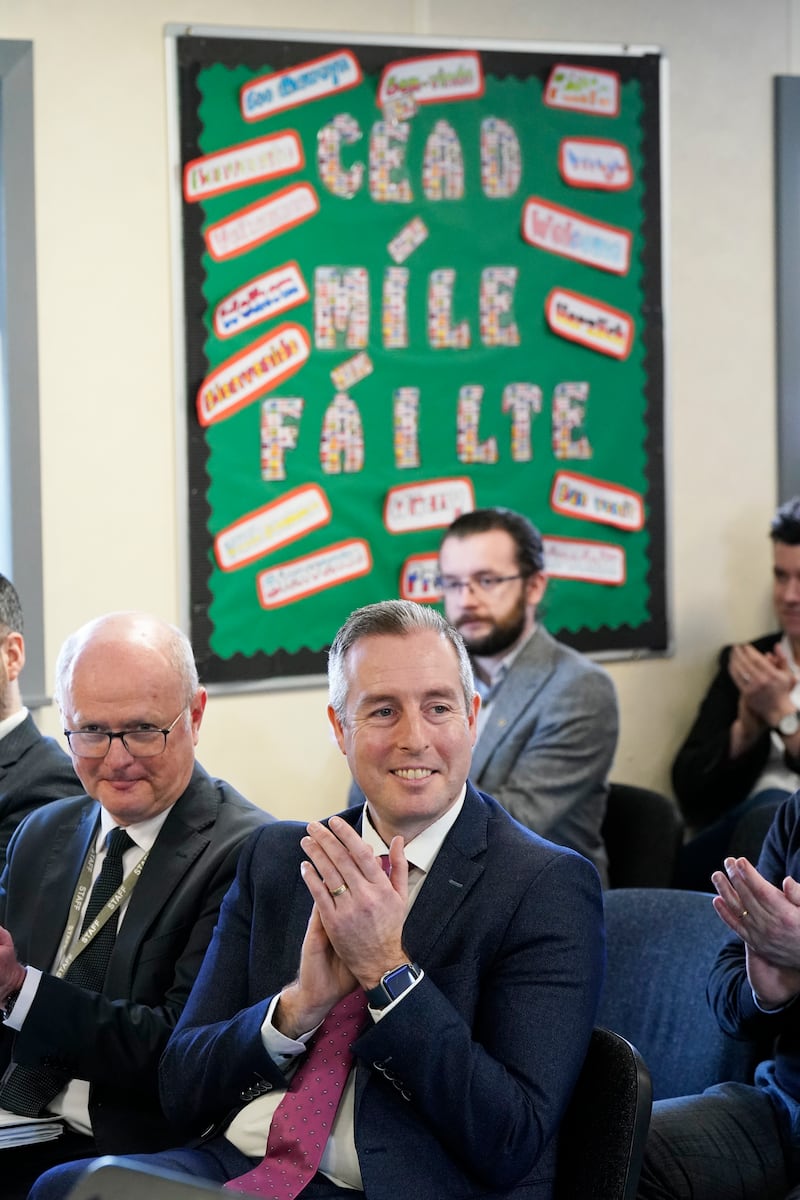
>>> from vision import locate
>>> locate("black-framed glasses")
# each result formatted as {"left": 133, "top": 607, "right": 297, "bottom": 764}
{"left": 64, "top": 709, "right": 187, "bottom": 759}
{"left": 437, "top": 573, "right": 528, "bottom": 596}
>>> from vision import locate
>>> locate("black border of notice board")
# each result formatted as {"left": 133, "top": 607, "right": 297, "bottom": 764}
{"left": 169, "top": 27, "right": 667, "bottom": 690}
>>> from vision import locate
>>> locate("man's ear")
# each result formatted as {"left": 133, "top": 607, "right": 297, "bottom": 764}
{"left": 327, "top": 704, "right": 347, "bottom": 755}
{"left": 525, "top": 571, "right": 547, "bottom": 609}
{"left": 1, "top": 631, "right": 25, "bottom": 682}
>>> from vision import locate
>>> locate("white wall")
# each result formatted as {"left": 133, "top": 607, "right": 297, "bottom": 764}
{"left": 0, "top": 0, "right": 792, "bottom": 820}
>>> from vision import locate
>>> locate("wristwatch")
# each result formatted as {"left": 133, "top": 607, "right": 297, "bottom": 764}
{"left": 365, "top": 962, "right": 422, "bottom": 1010}
{"left": 1, "top": 987, "right": 21, "bottom": 1021}
{"left": 773, "top": 711, "right": 800, "bottom": 737}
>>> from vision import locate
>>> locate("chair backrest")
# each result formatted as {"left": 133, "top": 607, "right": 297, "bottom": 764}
{"left": 67, "top": 1157, "right": 227, "bottom": 1200}
{"left": 556, "top": 1027, "right": 652, "bottom": 1200}
{"left": 602, "top": 783, "right": 684, "bottom": 889}
{"left": 599, "top": 887, "right": 766, "bottom": 1100}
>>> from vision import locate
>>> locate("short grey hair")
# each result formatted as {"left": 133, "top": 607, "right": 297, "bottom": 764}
{"left": 54, "top": 613, "right": 200, "bottom": 713}
{"left": 328, "top": 600, "right": 475, "bottom": 722}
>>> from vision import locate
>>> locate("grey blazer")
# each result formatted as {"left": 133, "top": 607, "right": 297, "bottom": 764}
{"left": 471, "top": 626, "right": 618, "bottom": 884}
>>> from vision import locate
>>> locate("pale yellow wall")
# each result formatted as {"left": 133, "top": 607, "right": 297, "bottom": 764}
{"left": 0, "top": 0, "right": 793, "bottom": 819}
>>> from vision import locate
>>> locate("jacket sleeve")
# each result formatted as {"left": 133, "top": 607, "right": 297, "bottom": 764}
{"left": 671, "top": 644, "right": 772, "bottom": 829}
{"left": 707, "top": 793, "right": 798, "bottom": 1040}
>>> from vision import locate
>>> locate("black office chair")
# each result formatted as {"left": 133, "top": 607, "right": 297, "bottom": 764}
{"left": 602, "top": 782, "right": 684, "bottom": 888}
{"left": 599, "top": 888, "right": 767, "bottom": 1100}
{"left": 67, "top": 1158, "right": 227, "bottom": 1199}
{"left": 557, "top": 1027, "right": 652, "bottom": 1200}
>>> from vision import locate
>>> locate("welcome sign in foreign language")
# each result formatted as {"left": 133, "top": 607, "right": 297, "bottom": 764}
{"left": 173, "top": 31, "right": 666, "bottom": 686}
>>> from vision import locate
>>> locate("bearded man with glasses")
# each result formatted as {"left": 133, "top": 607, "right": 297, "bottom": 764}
{"left": 436, "top": 506, "right": 618, "bottom": 883}
{"left": 0, "top": 611, "right": 271, "bottom": 1200}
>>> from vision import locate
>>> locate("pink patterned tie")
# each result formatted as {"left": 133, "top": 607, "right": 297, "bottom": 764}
{"left": 225, "top": 985, "right": 368, "bottom": 1197}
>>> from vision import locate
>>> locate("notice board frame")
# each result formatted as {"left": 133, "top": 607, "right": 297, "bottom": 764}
{"left": 167, "top": 25, "right": 669, "bottom": 691}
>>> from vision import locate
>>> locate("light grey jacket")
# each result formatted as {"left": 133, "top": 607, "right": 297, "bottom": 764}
{"left": 471, "top": 626, "right": 618, "bottom": 885}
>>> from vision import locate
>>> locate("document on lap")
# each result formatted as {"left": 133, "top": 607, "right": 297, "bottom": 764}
{"left": 0, "top": 1107, "right": 64, "bottom": 1148}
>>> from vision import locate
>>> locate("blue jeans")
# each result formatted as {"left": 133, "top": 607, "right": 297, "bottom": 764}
{"left": 28, "top": 1138, "right": 363, "bottom": 1200}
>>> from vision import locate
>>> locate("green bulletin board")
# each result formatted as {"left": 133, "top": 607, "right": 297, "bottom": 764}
{"left": 171, "top": 28, "right": 666, "bottom": 687}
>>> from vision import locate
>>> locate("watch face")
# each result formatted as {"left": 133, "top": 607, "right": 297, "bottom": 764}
{"left": 779, "top": 711, "right": 800, "bottom": 736}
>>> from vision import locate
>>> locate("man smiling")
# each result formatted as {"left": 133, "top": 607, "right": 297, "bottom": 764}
{"left": 31, "top": 600, "right": 604, "bottom": 1200}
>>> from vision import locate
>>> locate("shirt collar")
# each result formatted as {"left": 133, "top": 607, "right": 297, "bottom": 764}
{"left": 0, "top": 707, "right": 29, "bottom": 741}
{"left": 361, "top": 786, "right": 466, "bottom": 874}
{"left": 98, "top": 802, "right": 174, "bottom": 853}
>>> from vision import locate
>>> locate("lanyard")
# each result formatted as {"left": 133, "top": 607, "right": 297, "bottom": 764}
{"left": 54, "top": 841, "right": 149, "bottom": 979}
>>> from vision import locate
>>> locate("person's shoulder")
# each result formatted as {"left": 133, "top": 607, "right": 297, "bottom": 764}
{"left": 476, "top": 786, "right": 599, "bottom": 871}
{"left": 751, "top": 631, "right": 783, "bottom": 652}
{"left": 193, "top": 767, "right": 275, "bottom": 832}
{"left": 9, "top": 791, "right": 92, "bottom": 840}
{"left": 523, "top": 627, "right": 616, "bottom": 700}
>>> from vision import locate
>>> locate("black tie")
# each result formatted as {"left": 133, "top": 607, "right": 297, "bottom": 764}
{"left": 0, "top": 826, "right": 135, "bottom": 1116}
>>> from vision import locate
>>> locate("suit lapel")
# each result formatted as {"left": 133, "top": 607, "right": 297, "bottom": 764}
{"left": 108, "top": 764, "right": 217, "bottom": 991}
{"left": 401, "top": 785, "right": 487, "bottom": 962}
{"left": 470, "top": 627, "right": 556, "bottom": 779}
{"left": 26, "top": 801, "right": 99, "bottom": 969}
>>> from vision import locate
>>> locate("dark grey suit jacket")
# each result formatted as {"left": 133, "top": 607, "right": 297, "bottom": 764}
{"left": 471, "top": 626, "right": 618, "bottom": 885}
{"left": 0, "top": 712, "right": 82, "bottom": 862}
{"left": 160, "top": 786, "right": 605, "bottom": 1200}
{"left": 0, "top": 763, "right": 271, "bottom": 1153}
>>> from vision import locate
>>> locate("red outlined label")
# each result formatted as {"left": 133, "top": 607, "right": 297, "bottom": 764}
{"left": 384, "top": 477, "right": 475, "bottom": 534}
{"left": 183, "top": 132, "right": 304, "bottom": 202}
{"left": 204, "top": 183, "right": 319, "bottom": 262}
{"left": 550, "top": 470, "right": 645, "bottom": 532}
{"left": 214, "top": 484, "right": 331, "bottom": 572}
{"left": 257, "top": 539, "right": 371, "bottom": 608}
{"left": 543, "top": 535, "right": 626, "bottom": 585}
{"left": 377, "top": 51, "right": 484, "bottom": 107}
{"left": 545, "top": 288, "right": 634, "bottom": 360}
{"left": 399, "top": 554, "right": 442, "bottom": 603}
{"left": 214, "top": 263, "right": 309, "bottom": 340}
{"left": 522, "top": 197, "right": 631, "bottom": 275}
{"left": 544, "top": 64, "right": 620, "bottom": 117}
{"left": 241, "top": 51, "right": 362, "bottom": 122}
{"left": 558, "top": 137, "right": 632, "bottom": 190}
{"left": 197, "top": 323, "right": 310, "bottom": 428}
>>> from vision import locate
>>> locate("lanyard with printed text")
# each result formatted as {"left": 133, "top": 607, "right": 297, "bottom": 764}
{"left": 54, "top": 843, "right": 149, "bottom": 978}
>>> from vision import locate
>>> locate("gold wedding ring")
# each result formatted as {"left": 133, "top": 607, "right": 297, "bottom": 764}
{"left": 740, "top": 909, "right": 749, "bottom": 919}
{"left": 329, "top": 883, "right": 349, "bottom": 898}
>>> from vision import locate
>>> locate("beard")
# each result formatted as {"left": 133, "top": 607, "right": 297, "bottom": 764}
{"left": 456, "top": 594, "right": 528, "bottom": 658}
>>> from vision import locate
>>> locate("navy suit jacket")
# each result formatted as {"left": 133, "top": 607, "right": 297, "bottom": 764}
{"left": 0, "top": 763, "right": 271, "bottom": 1152}
{"left": 0, "top": 712, "right": 82, "bottom": 862}
{"left": 160, "top": 785, "right": 605, "bottom": 1200}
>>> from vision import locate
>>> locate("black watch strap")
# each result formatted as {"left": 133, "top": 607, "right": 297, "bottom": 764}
{"left": 365, "top": 962, "right": 422, "bottom": 1010}
{"left": 1, "top": 987, "right": 21, "bottom": 1021}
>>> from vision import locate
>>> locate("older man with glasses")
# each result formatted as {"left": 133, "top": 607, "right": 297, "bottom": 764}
{"left": 436, "top": 506, "right": 618, "bottom": 883}
{"left": 0, "top": 611, "right": 271, "bottom": 1200}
